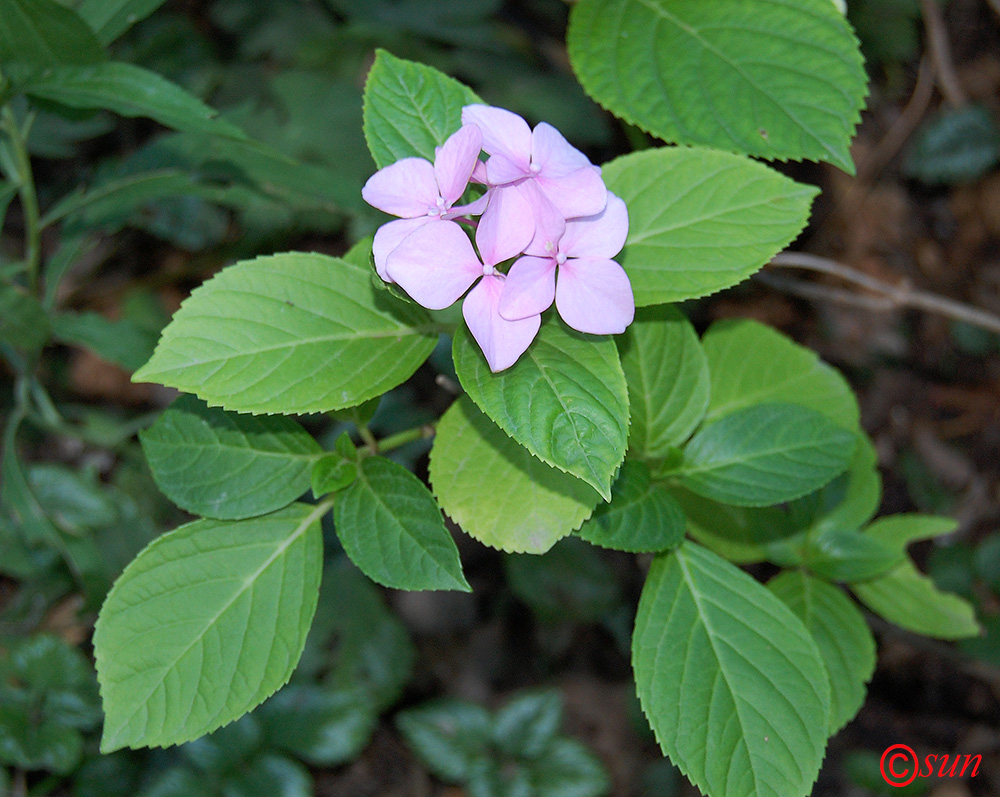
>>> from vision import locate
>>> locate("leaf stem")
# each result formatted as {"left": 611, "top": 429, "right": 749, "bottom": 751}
{"left": 377, "top": 423, "right": 436, "bottom": 453}
{"left": 356, "top": 422, "right": 379, "bottom": 453}
{"left": 0, "top": 105, "right": 42, "bottom": 294}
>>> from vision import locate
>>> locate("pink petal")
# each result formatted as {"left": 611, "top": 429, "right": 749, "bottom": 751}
{"left": 463, "top": 274, "right": 541, "bottom": 372}
{"left": 521, "top": 182, "right": 566, "bottom": 258}
{"left": 485, "top": 153, "right": 528, "bottom": 186}
{"left": 561, "top": 193, "right": 629, "bottom": 259}
{"left": 434, "top": 124, "right": 483, "bottom": 206}
{"left": 535, "top": 165, "right": 608, "bottom": 220}
{"left": 555, "top": 257, "right": 635, "bottom": 335}
{"left": 461, "top": 105, "right": 531, "bottom": 171}
{"left": 446, "top": 191, "right": 489, "bottom": 219}
{"left": 476, "top": 183, "right": 534, "bottom": 266}
{"left": 498, "top": 255, "right": 557, "bottom": 320}
{"left": 531, "top": 122, "right": 593, "bottom": 177}
{"left": 385, "top": 220, "right": 483, "bottom": 310}
{"left": 471, "top": 159, "right": 489, "bottom": 184}
{"left": 372, "top": 216, "right": 430, "bottom": 281}
{"left": 361, "top": 157, "right": 439, "bottom": 218}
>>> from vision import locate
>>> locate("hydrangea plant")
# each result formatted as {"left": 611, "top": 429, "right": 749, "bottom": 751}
{"left": 83, "top": 3, "right": 982, "bottom": 796}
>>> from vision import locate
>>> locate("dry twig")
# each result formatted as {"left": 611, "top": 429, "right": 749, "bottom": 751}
{"left": 766, "top": 252, "right": 1000, "bottom": 336}
{"left": 920, "top": 0, "right": 968, "bottom": 107}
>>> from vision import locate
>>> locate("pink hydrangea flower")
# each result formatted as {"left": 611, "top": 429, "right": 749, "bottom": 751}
{"left": 361, "top": 124, "right": 486, "bottom": 280}
{"left": 499, "top": 193, "right": 634, "bottom": 335}
{"left": 384, "top": 219, "right": 540, "bottom": 372}
{"left": 461, "top": 105, "right": 608, "bottom": 220}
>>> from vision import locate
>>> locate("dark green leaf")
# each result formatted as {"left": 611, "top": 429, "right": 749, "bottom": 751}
{"left": 140, "top": 395, "right": 321, "bottom": 519}
{"left": 0, "top": 283, "right": 49, "bottom": 351}
{"left": 77, "top": 0, "right": 170, "bottom": 44}
{"left": 396, "top": 699, "right": 493, "bottom": 782}
{"left": 0, "top": 0, "right": 105, "bottom": 66}
{"left": 51, "top": 311, "right": 157, "bottom": 371}
{"left": 528, "top": 737, "right": 610, "bottom": 797}
{"left": 311, "top": 453, "right": 358, "bottom": 497}
{"left": 905, "top": 105, "right": 1000, "bottom": 185}
{"left": 492, "top": 690, "right": 563, "bottom": 760}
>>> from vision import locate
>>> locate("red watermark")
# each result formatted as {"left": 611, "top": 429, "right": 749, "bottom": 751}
{"left": 880, "top": 744, "right": 982, "bottom": 787}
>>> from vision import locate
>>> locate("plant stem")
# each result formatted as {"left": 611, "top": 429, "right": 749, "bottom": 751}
{"left": 0, "top": 105, "right": 41, "bottom": 294}
{"left": 357, "top": 422, "right": 379, "bottom": 453}
{"left": 377, "top": 423, "right": 436, "bottom": 453}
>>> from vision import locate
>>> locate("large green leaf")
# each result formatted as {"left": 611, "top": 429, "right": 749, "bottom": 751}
{"left": 618, "top": 306, "right": 708, "bottom": 457}
{"left": 429, "top": 396, "right": 600, "bottom": 554}
{"left": 334, "top": 456, "right": 469, "bottom": 592}
{"left": 362, "top": 49, "right": 481, "bottom": 169}
{"left": 0, "top": 0, "right": 105, "bottom": 66}
{"left": 139, "top": 395, "right": 322, "bottom": 520}
{"left": 11, "top": 63, "right": 245, "bottom": 139}
{"left": 133, "top": 252, "right": 437, "bottom": 414}
{"left": 702, "top": 319, "right": 859, "bottom": 430}
{"left": 633, "top": 542, "right": 830, "bottom": 797}
{"left": 577, "top": 459, "right": 684, "bottom": 553}
{"left": 453, "top": 320, "right": 629, "bottom": 500}
{"left": 568, "top": 0, "right": 867, "bottom": 172}
{"left": 768, "top": 571, "right": 875, "bottom": 734}
{"left": 94, "top": 502, "right": 326, "bottom": 752}
{"left": 851, "top": 558, "right": 980, "bottom": 640}
{"left": 0, "top": 283, "right": 50, "bottom": 352}
{"left": 602, "top": 149, "right": 818, "bottom": 305}
{"left": 678, "top": 403, "right": 855, "bottom": 506}
{"left": 77, "top": 0, "right": 169, "bottom": 44}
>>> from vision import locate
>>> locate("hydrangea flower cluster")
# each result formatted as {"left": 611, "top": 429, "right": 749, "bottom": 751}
{"left": 362, "top": 104, "right": 634, "bottom": 372}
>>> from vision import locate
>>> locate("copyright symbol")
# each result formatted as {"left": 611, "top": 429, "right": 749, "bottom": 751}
{"left": 880, "top": 744, "right": 919, "bottom": 787}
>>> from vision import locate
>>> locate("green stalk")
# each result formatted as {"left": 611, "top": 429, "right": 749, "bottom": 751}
{"left": 0, "top": 105, "right": 41, "bottom": 293}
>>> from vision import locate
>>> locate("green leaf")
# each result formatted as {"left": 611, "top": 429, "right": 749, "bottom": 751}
{"left": 77, "top": 0, "right": 169, "bottom": 44}
{"left": 633, "top": 541, "right": 830, "bottom": 797}
{"left": 396, "top": 699, "right": 493, "bottom": 782}
{"left": 221, "top": 754, "right": 312, "bottom": 797}
{"left": 310, "top": 453, "right": 358, "bottom": 497}
{"left": 864, "top": 513, "right": 958, "bottom": 552}
{"left": 767, "top": 571, "right": 875, "bottom": 734}
{"left": 905, "top": 105, "right": 1000, "bottom": 185}
{"left": 492, "top": 690, "right": 563, "bottom": 760}
{"left": 258, "top": 684, "right": 376, "bottom": 767}
{"left": 0, "top": 283, "right": 50, "bottom": 352}
{"left": 618, "top": 306, "right": 708, "bottom": 456}
{"left": 133, "top": 252, "right": 437, "bottom": 414}
{"left": 94, "top": 502, "right": 326, "bottom": 752}
{"left": 0, "top": 0, "right": 105, "bottom": 66}
{"left": 602, "top": 149, "right": 818, "bottom": 305}
{"left": 2, "top": 418, "right": 64, "bottom": 549}
{"left": 51, "top": 311, "right": 157, "bottom": 371}
{"left": 568, "top": 0, "right": 867, "bottom": 172}
{"left": 430, "top": 396, "right": 600, "bottom": 554}
{"left": 11, "top": 62, "right": 246, "bottom": 139}
{"left": 505, "top": 536, "right": 620, "bottom": 624}
{"left": 453, "top": 320, "right": 629, "bottom": 500}
{"left": 851, "top": 558, "right": 980, "bottom": 640}
{"left": 702, "top": 319, "right": 859, "bottom": 430}
{"left": 801, "top": 528, "right": 901, "bottom": 582}
{"left": 139, "top": 395, "right": 322, "bottom": 520}
{"left": 678, "top": 403, "right": 855, "bottom": 506}
{"left": 577, "top": 459, "right": 684, "bottom": 553}
{"left": 362, "top": 49, "right": 482, "bottom": 169}
{"left": 808, "top": 433, "right": 881, "bottom": 534}
{"left": 334, "top": 456, "right": 469, "bottom": 592}
{"left": 528, "top": 737, "right": 611, "bottom": 797}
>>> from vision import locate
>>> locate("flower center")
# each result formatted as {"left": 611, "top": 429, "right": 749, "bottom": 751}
{"left": 556, "top": 251, "right": 567, "bottom": 266}
{"left": 482, "top": 263, "right": 495, "bottom": 277}
{"left": 529, "top": 161, "right": 541, "bottom": 175}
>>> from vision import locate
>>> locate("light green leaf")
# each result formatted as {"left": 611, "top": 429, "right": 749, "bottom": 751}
{"left": 430, "top": 396, "right": 600, "bottom": 554}
{"left": 568, "top": 0, "right": 867, "bottom": 172}
{"left": 864, "top": 513, "right": 958, "bottom": 552}
{"left": 362, "top": 49, "right": 482, "bottom": 169}
{"left": 453, "top": 320, "right": 629, "bottom": 500}
{"left": 577, "top": 459, "right": 684, "bottom": 553}
{"left": 334, "top": 456, "right": 469, "bottom": 592}
{"left": 11, "top": 63, "right": 246, "bottom": 139}
{"left": 602, "top": 149, "right": 818, "bottom": 304}
{"left": 51, "top": 311, "right": 157, "bottom": 371}
{"left": 77, "top": 0, "right": 169, "bottom": 44}
{"left": 768, "top": 571, "right": 875, "bottom": 734}
{"left": 851, "top": 559, "right": 980, "bottom": 640}
{"left": 618, "top": 306, "right": 708, "bottom": 456}
{"left": 94, "top": 502, "right": 326, "bottom": 752}
{"left": 133, "top": 252, "right": 437, "bottom": 414}
{"left": 808, "top": 433, "right": 881, "bottom": 533}
{"left": 634, "top": 541, "right": 829, "bottom": 797}
{"left": 678, "top": 403, "right": 855, "bottom": 506}
{"left": 310, "top": 453, "right": 358, "bottom": 497}
{"left": 139, "top": 395, "right": 321, "bottom": 520}
{"left": 0, "top": 0, "right": 105, "bottom": 66}
{"left": 702, "top": 319, "right": 859, "bottom": 430}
